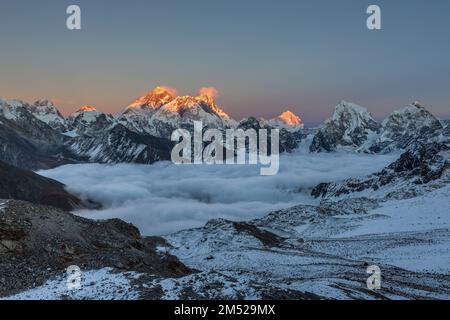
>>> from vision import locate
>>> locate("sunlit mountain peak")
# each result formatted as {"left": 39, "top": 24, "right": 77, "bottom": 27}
{"left": 277, "top": 110, "right": 302, "bottom": 126}
{"left": 79, "top": 105, "right": 97, "bottom": 112}
{"left": 127, "top": 86, "right": 178, "bottom": 111}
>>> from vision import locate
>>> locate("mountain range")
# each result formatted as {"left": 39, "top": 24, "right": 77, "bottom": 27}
{"left": 2, "top": 87, "right": 449, "bottom": 172}
{"left": 0, "top": 87, "right": 309, "bottom": 170}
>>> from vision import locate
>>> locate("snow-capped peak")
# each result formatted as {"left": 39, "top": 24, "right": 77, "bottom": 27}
{"left": 159, "top": 94, "right": 234, "bottom": 124}
{"left": 29, "top": 99, "right": 67, "bottom": 131}
{"left": 126, "top": 86, "right": 177, "bottom": 112}
{"left": 147, "top": 94, "right": 236, "bottom": 138}
{"left": 69, "top": 106, "right": 103, "bottom": 125}
{"left": 79, "top": 105, "right": 98, "bottom": 113}
{"left": 278, "top": 111, "right": 302, "bottom": 126}
{"left": 116, "top": 87, "right": 179, "bottom": 134}
{"left": 69, "top": 106, "right": 100, "bottom": 120}
{"left": 381, "top": 102, "right": 440, "bottom": 128}
{"left": 330, "top": 101, "right": 374, "bottom": 123}
{"left": 310, "top": 101, "right": 380, "bottom": 152}
{"left": 268, "top": 110, "right": 303, "bottom": 131}
{"left": 0, "top": 99, "right": 29, "bottom": 120}
{"left": 68, "top": 106, "right": 114, "bottom": 135}
{"left": 33, "top": 99, "right": 56, "bottom": 108}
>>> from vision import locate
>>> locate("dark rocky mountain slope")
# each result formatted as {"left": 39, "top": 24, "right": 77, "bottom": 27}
{"left": 0, "top": 160, "right": 83, "bottom": 211}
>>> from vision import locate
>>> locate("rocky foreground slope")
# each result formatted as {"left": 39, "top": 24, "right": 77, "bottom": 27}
{"left": 0, "top": 201, "right": 190, "bottom": 298}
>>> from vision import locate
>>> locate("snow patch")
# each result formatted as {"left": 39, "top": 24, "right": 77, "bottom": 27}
{"left": 2, "top": 268, "right": 141, "bottom": 300}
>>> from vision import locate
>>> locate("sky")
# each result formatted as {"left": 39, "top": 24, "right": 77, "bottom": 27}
{"left": 1, "top": 0, "right": 450, "bottom": 125}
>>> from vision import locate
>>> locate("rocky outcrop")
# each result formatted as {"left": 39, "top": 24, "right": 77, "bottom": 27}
{"left": 0, "top": 120, "right": 70, "bottom": 170}
{"left": 67, "top": 106, "right": 115, "bottom": 136}
{"left": 28, "top": 100, "right": 68, "bottom": 132}
{"left": 237, "top": 117, "right": 306, "bottom": 153}
{"left": 0, "top": 100, "right": 69, "bottom": 170}
{"left": 310, "top": 101, "right": 380, "bottom": 152}
{"left": 0, "top": 99, "right": 65, "bottom": 151}
{"left": 369, "top": 102, "right": 444, "bottom": 153}
{"left": 0, "top": 200, "right": 191, "bottom": 297}
{"left": 66, "top": 124, "right": 173, "bottom": 164}
{"left": 312, "top": 142, "right": 450, "bottom": 199}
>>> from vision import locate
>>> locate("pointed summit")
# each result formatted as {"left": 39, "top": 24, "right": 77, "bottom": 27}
{"left": 127, "top": 86, "right": 177, "bottom": 111}
{"left": 277, "top": 110, "right": 302, "bottom": 126}
{"left": 68, "top": 105, "right": 114, "bottom": 135}
{"left": 369, "top": 101, "right": 444, "bottom": 153}
{"left": 116, "top": 86, "right": 178, "bottom": 135}
{"left": 78, "top": 105, "right": 97, "bottom": 113}
{"left": 267, "top": 110, "right": 303, "bottom": 131}
{"left": 29, "top": 99, "right": 67, "bottom": 132}
{"left": 310, "top": 101, "right": 380, "bottom": 152}
{"left": 69, "top": 105, "right": 102, "bottom": 122}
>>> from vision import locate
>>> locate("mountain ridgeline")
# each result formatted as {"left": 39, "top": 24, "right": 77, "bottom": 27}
{"left": 1, "top": 89, "right": 449, "bottom": 171}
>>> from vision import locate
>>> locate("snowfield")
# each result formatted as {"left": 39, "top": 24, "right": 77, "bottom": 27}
{"left": 2, "top": 268, "right": 141, "bottom": 300}
{"left": 326, "top": 184, "right": 450, "bottom": 274}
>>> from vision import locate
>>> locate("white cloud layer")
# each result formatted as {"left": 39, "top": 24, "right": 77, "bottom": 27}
{"left": 38, "top": 150, "right": 397, "bottom": 235}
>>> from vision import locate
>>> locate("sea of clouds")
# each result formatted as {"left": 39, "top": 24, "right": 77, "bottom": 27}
{"left": 39, "top": 150, "right": 397, "bottom": 235}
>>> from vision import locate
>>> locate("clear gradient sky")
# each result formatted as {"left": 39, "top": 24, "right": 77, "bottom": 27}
{"left": 1, "top": 0, "right": 449, "bottom": 125}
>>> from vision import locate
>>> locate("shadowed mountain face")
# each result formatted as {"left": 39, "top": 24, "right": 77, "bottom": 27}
{"left": 0, "top": 119, "right": 71, "bottom": 170}
{"left": 0, "top": 160, "right": 84, "bottom": 211}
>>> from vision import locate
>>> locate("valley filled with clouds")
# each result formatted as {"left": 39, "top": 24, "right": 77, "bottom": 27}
{"left": 39, "top": 150, "right": 397, "bottom": 235}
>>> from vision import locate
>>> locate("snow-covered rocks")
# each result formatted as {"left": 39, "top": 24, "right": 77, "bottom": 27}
{"left": 310, "top": 101, "right": 380, "bottom": 152}
{"left": 0, "top": 99, "right": 66, "bottom": 169}
{"left": 162, "top": 194, "right": 450, "bottom": 299}
{"left": 267, "top": 110, "right": 304, "bottom": 132}
{"left": 369, "top": 102, "right": 444, "bottom": 153}
{"left": 0, "top": 200, "right": 191, "bottom": 298}
{"left": 312, "top": 142, "right": 450, "bottom": 200}
{"left": 0, "top": 99, "right": 29, "bottom": 121}
{"left": 116, "top": 86, "right": 178, "bottom": 134}
{"left": 28, "top": 100, "right": 67, "bottom": 132}
{"left": 149, "top": 95, "right": 233, "bottom": 138}
{"left": 2, "top": 268, "right": 142, "bottom": 300}
{"left": 116, "top": 87, "right": 236, "bottom": 138}
{"left": 67, "top": 106, "right": 114, "bottom": 136}
{"left": 66, "top": 124, "right": 173, "bottom": 164}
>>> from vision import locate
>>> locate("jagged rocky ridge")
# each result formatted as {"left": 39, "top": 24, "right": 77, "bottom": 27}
{"left": 0, "top": 99, "right": 70, "bottom": 170}
{"left": 312, "top": 142, "right": 450, "bottom": 200}
{"left": 309, "top": 101, "right": 449, "bottom": 154}
{"left": 0, "top": 200, "right": 191, "bottom": 298}
{"left": 66, "top": 124, "right": 173, "bottom": 164}
{"left": 309, "top": 101, "right": 380, "bottom": 152}
{"left": 369, "top": 102, "right": 444, "bottom": 154}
